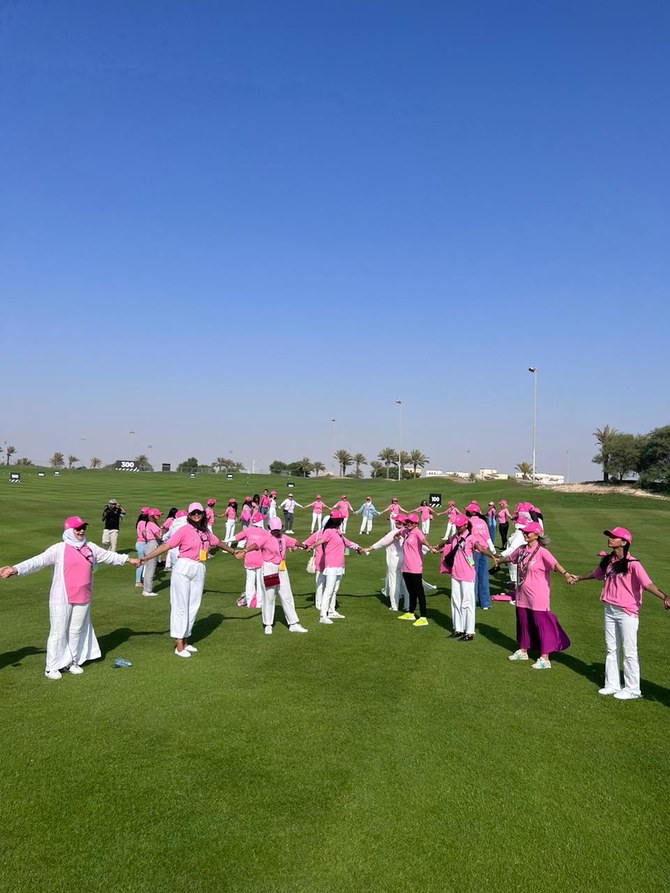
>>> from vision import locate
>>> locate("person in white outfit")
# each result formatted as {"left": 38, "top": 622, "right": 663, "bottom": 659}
{"left": 141, "top": 502, "right": 238, "bottom": 657}
{"left": 355, "top": 497, "right": 380, "bottom": 535}
{"left": 305, "top": 511, "right": 361, "bottom": 624}
{"left": 0, "top": 515, "right": 140, "bottom": 679}
{"left": 279, "top": 496, "right": 302, "bottom": 534}
{"left": 365, "top": 514, "right": 410, "bottom": 612}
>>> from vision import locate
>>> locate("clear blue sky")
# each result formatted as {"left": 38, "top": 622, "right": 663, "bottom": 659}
{"left": 1, "top": 0, "right": 668, "bottom": 478}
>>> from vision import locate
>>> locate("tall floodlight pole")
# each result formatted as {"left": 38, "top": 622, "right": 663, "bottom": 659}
{"left": 331, "top": 419, "right": 336, "bottom": 475}
{"left": 395, "top": 400, "right": 403, "bottom": 481}
{"left": 528, "top": 368, "right": 537, "bottom": 482}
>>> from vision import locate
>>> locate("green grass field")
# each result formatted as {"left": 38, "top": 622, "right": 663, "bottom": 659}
{"left": 1, "top": 470, "right": 668, "bottom": 893}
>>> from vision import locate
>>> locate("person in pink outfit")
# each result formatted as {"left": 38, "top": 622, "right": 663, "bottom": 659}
{"left": 396, "top": 514, "right": 439, "bottom": 626}
{"left": 410, "top": 500, "right": 435, "bottom": 535}
{"left": 141, "top": 509, "right": 164, "bottom": 597}
{"left": 332, "top": 495, "right": 354, "bottom": 533}
{"left": 307, "top": 510, "right": 362, "bottom": 624}
{"left": 141, "top": 503, "right": 238, "bottom": 657}
{"left": 566, "top": 526, "right": 669, "bottom": 699}
{"left": 231, "top": 512, "right": 266, "bottom": 608}
{"left": 381, "top": 497, "right": 406, "bottom": 530}
{"left": 134, "top": 506, "right": 150, "bottom": 588}
{"left": 365, "top": 515, "right": 410, "bottom": 612}
{"left": 497, "top": 500, "right": 511, "bottom": 548}
{"left": 219, "top": 499, "right": 237, "bottom": 544}
{"left": 0, "top": 515, "right": 140, "bottom": 679}
{"left": 440, "top": 501, "right": 458, "bottom": 540}
{"left": 205, "top": 498, "right": 217, "bottom": 531}
{"left": 495, "top": 522, "right": 572, "bottom": 668}
{"left": 304, "top": 495, "right": 330, "bottom": 533}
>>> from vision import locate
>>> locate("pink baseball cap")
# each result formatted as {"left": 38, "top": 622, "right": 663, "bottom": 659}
{"left": 406, "top": 513, "right": 419, "bottom": 524}
{"left": 341, "top": 494, "right": 347, "bottom": 498}
{"left": 604, "top": 526, "right": 632, "bottom": 544}
{"left": 330, "top": 509, "right": 343, "bottom": 519}
{"left": 465, "top": 502, "right": 480, "bottom": 513}
{"left": 207, "top": 498, "right": 216, "bottom": 506}
{"left": 316, "top": 494, "right": 321, "bottom": 499}
{"left": 521, "top": 522, "right": 543, "bottom": 535}
{"left": 175, "top": 510, "right": 187, "bottom": 518}
{"left": 448, "top": 500, "right": 456, "bottom": 506}
{"left": 150, "top": 508, "right": 162, "bottom": 516}
{"left": 270, "top": 490, "right": 277, "bottom": 496}
{"left": 188, "top": 502, "right": 204, "bottom": 514}
{"left": 395, "top": 514, "right": 406, "bottom": 524}
{"left": 252, "top": 511, "right": 264, "bottom": 523}
{"left": 499, "top": 500, "right": 508, "bottom": 506}
{"left": 140, "top": 506, "right": 150, "bottom": 514}
{"left": 64, "top": 515, "right": 87, "bottom": 530}
{"left": 228, "top": 498, "right": 235, "bottom": 504}
{"left": 453, "top": 513, "right": 469, "bottom": 528}
{"left": 269, "top": 518, "right": 283, "bottom": 530}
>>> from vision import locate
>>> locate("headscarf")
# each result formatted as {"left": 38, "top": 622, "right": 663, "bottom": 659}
{"left": 62, "top": 529, "right": 88, "bottom": 549}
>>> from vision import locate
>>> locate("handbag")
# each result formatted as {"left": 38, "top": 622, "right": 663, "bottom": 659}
{"left": 263, "top": 572, "right": 281, "bottom": 588}
{"left": 306, "top": 555, "right": 316, "bottom": 574}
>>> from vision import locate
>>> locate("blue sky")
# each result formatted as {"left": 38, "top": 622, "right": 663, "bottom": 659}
{"left": 1, "top": 0, "right": 668, "bottom": 478}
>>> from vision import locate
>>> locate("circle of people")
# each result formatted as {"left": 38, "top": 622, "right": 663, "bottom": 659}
{"left": 1, "top": 491, "right": 668, "bottom": 702}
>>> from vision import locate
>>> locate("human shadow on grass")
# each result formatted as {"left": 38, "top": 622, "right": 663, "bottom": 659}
{"left": 0, "top": 645, "right": 44, "bottom": 671}
{"left": 97, "top": 627, "right": 167, "bottom": 655}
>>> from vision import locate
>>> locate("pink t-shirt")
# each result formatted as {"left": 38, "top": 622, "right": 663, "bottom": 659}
{"left": 206, "top": 507, "right": 215, "bottom": 527}
{"left": 469, "top": 516, "right": 490, "bottom": 548}
{"left": 315, "top": 528, "right": 357, "bottom": 569}
{"left": 136, "top": 520, "right": 146, "bottom": 542}
{"left": 225, "top": 506, "right": 236, "bottom": 520}
{"left": 235, "top": 527, "right": 265, "bottom": 569}
{"left": 240, "top": 505, "right": 252, "bottom": 523}
{"left": 417, "top": 506, "right": 432, "bottom": 521}
{"left": 593, "top": 556, "right": 652, "bottom": 617}
{"left": 64, "top": 544, "right": 94, "bottom": 604}
{"left": 442, "top": 534, "right": 477, "bottom": 582}
{"left": 145, "top": 521, "right": 162, "bottom": 543}
{"left": 334, "top": 500, "right": 352, "bottom": 517}
{"left": 307, "top": 500, "right": 325, "bottom": 513}
{"left": 163, "top": 517, "right": 174, "bottom": 531}
{"left": 260, "top": 495, "right": 271, "bottom": 508}
{"left": 487, "top": 507, "right": 496, "bottom": 520}
{"left": 403, "top": 528, "right": 429, "bottom": 574}
{"left": 509, "top": 545, "right": 557, "bottom": 611}
{"left": 168, "top": 524, "right": 220, "bottom": 561}
{"left": 303, "top": 531, "right": 327, "bottom": 572}
{"left": 257, "top": 531, "right": 298, "bottom": 566}
{"left": 385, "top": 502, "right": 402, "bottom": 518}
{"left": 497, "top": 509, "right": 509, "bottom": 523}
{"left": 447, "top": 507, "right": 458, "bottom": 522}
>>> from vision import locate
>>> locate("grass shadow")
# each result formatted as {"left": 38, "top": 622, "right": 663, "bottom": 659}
{"left": 476, "top": 622, "right": 518, "bottom": 653}
{"left": 98, "top": 627, "right": 167, "bottom": 655}
{"left": 0, "top": 645, "right": 44, "bottom": 671}
{"left": 190, "top": 612, "right": 226, "bottom": 641}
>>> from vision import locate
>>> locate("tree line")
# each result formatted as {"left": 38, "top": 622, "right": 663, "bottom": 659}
{"left": 270, "top": 448, "right": 430, "bottom": 479}
{"left": 593, "top": 424, "right": 670, "bottom": 487}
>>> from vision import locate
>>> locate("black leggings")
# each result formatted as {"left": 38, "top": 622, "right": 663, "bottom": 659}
{"left": 499, "top": 522, "right": 509, "bottom": 549}
{"left": 403, "top": 572, "right": 426, "bottom": 617}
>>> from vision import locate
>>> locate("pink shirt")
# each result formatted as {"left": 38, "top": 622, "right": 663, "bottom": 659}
{"left": 225, "top": 506, "right": 236, "bottom": 520}
{"left": 403, "top": 528, "right": 429, "bottom": 574}
{"left": 256, "top": 530, "right": 298, "bottom": 566}
{"left": 145, "top": 521, "right": 162, "bottom": 543}
{"left": 593, "top": 556, "right": 652, "bottom": 617}
{"left": 234, "top": 527, "right": 265, "bottom": 569}
{"left": 240, "top": 505, "right": 252, "bottom": 523}
{"left": 315, "top": 528, "right": 357, "bottom": 569}
{"left": 307, "top": 500, "right": 325, "bottom": 513}
{"left": 447, "top": 507, "right": 458, "bottom": 522}
{"left": 303, "top": 531, "right": 327, "bottom": 572}
{"left": 509, "top": 545, "right": 557, "bottom": 611}
{"left": 442, "top": 534, "right": 477, "bottom": 582}
{"left": 469, "top": 516, "right": 490, "bottom": 548}
{"left": 260, "top": 495, "right": 271, "bottom": 508}
{"left": 136, "top": 520, "right": 146, "bottom": 542}
{"left": 417, "top": 506, "right": 432, "bottom": 521}
{"left": 64, "top": 544, "right": 94, "bottom": 604}
{"left": 206, "top": 507, "right": 215, "bottom": 527}
{"left": 168, "top": 524, "right": 220, "bottom": 561}
{"left": 487, "top": 507, "right": 496, "bottom": 520}
{"left": 497, "top": 509, "right": 509, "bottom": 523}
{"left": 163, "top": 517, "right": 174, "bottom": 531}
{"left": 334, "top": 500, "right": 353, "bottom": 517}
{"left": 385, "top": 502, "right": 402, "bottom": 518}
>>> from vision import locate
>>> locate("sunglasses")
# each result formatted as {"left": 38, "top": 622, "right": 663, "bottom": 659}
{"left": 190, "top": 510, "right": 204, "bottom": 516}
{"left": 74, "top": 525, "right": 87, "bottom": 532}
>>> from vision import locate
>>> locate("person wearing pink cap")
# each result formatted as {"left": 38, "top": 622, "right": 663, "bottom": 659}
{"left": 465, "top": 505, "right": 496, "bottom": 611}
{"left": 364, "top": 515, "right": 410, "bottom": 612}
{"left": 141, "top": 503, "right": 238, "bottom": 657}
{"left": 240, "top": 497, "right": 253, "bottom": 529}
{"left": 486, "top": 502, "right": 497, "bottom": 543}
{"left": 396, "top": 514, "right": 439, "bottom": 626}
{"left": 218, "top": 499, "right": 238, "bottom": 544}
{"left": 495, "top": 522, "right": 572, "bottom": 668}
{"left": 140, "top": 509, "right": 163, "bottom": 597}
{"left": 439, "top": 514, "right": 497, "bottom": 641}
{"left": 0, "top": 516, "right": 140, "bottom": 679}
{"left": 305, "top": 511, "right": 362, "bottom": 624}
{"left": 497, "top": 500, "right": 511, "bottom": 549}
{"left": 566, "top": 527, "right": 670, "bottom": 699}
{"left": 134, "top": 507, "right": 150, "bottom": 588}
{"left": 441, "top": 501, "right": 458, "bottom": 540}
{"left": 355, "top": 497, "right": 380, "bottom": 535}
{"left": 259, "top": 489, "right": 271, "bottom": 519}
{"left": 410, "top": 500, "right": 436, "bottom": 536}
{"left": 332, "top": 495, "right": 354, "bottom": 533}
{"left": 164, "top": 509, "right": 188, "bottom": 571}
{"left": 304, "top": 495, "right": 330, "bottom": 533}
{"left": 205, "top": 499, "right": 217, "bottom": 531}
{"left": 381, "top": 497, "right": 407, "bottom": 531}
{"left": 237, "top": 517, "right": 308, "bottom": 635}
{"left": 268, "top": 491, "right": 278, "bottom": 522}
{"left": 230, "top": 512, "right": 266, "bottom": 608}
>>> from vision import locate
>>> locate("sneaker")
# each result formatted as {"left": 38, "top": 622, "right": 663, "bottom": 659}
{"left": 44, "top": 669, "right": 62, "bottom": 680}
{"left": 448, "top": 630, "right": 464, "bottom": 639}
{"left": 174, "top": 648, "right": 191, "bottom": 658}
{"left": 68, "top": 664, "right": 84, "bottom": 675}
{"left": 598, "top": 686, "right": 621, "bottom": 696}
{"left": 185, "top": 644, "right": 198, "bottom": 653}
{"left": 236, "top": 596, "right": 247, "bottom": 607}
{"left": 319, "top": 616, "right": 334, "bottom": 625}
{"left": 613, "top": 689, "right": 642, "bottom": 700}
{"left": 482, "top": 606, "right": 490, "bottom": 611}
{"left": 398, "top": 612, "right": 416, "bottom": 621}
{"left": 458, "top": 633, "right": 474, "bottom": 642}
{"left": 289, "top": 624, "right": 308, "bottom": 633}
{"left": 532, "top": 657, "right": 551, "bottom": 670}
{"left": 413, "top": 617, "right": 428, "bottom": 627}
{"left": 328, "top": 611, "right": 346, "bottom": 620}
{"left": 508, "top": 650, "right": 529, "bottom": 661}
{"left": 264, "top": 625, "right": 273, "bottom": 635}
{"left": 143, "top": 591, "right": 157, "bottom": 597}
{"left": 134, "top": 582, "right": 143, "bottom": 588}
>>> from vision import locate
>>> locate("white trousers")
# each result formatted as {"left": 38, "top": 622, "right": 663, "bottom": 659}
{"left": 385, "top": 555, "right": 408, "bottom": 611}
{"left": 604, "top": 603, "right": 640, "bottom": 695}
{"left": 341, "top": 516, "right": 348, "bottom": 533}
{"left": 320, "top": 568, "right": 344, "bottom": 619}
{"left": 310, "top": 512, "right": 323, "bottom": 533}
{"left": 224, "top": 520, "right": 236, "bottom": 543}
{"left": 444, "top": 522, "right": 455, "bottom": 541}
{"left": 359, "top": 516, "right": 373, "bottom": 535}
{"left": 244, "top": 566, "right": 263, "bottom": 606}
{"left": 170, "top": 558, "right": 205, "bottom": 639}
{"left": 421, "top": 520, "right": 431, "bottom": 535}
{"left": 101, "top": 529, "right": 119, "bottom": 552}
{"left": 451, "top": 579, "right": 476, "bottom": 634}
{"left": 261, "top": 563, "right": 299, "bottom": 627}
{"left": 143, "top": 539, "right": 159, "bottom": 592}
{"left": 46, "top": 603, "right": 93, "bottom": 670}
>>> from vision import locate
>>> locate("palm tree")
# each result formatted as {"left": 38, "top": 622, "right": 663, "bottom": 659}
{"left": 5, "top": 445, "right": 16, "bottom": 465}
{"left": 515, "top": 461, "right": 533, "bottom": 480}
{"left": 313, "top": 461, "right": 326, "bottom": 477}
{"left": 90, "top": 457, "right": 102, "bottom": 469}
{"left": 67, "top": 455, "right": 79, "bottom": 469}
{"left": 370, "top": 460, "right": 384, "bottom": 479}
{"left": 398, "top": 450, "right": 411, "bottom": 479}
{"left": 353, "top": 453, "right": 367, "bottom": 478}
{"left": 593, "top": 424, "right": 619, "bottom": 483}
{"left": 408, "top": 449, "right": 429, "bottom": 477}
{"left": 213, "top": 456, "right": 228, "bottom": 473}
{"left": 377, "top": 447, "right": 398, "bottom": 480}
{"left": 334, "top": 449, "right": 354, "bottom": 476}
{"left": 134, "top": 454, "right": 153, "bottom": 471}
{"left": 50, "top": 452, "right": 65, "bottom": 468}
{"left": 296, "top": 456, "right": 314, "bottom": 477}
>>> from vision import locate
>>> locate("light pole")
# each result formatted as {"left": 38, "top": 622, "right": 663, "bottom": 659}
{"left": 395, "top": 400, "right": 403, "bottom": 481}
{"left": 528, "top": 368, "right": 537, "bottom": 482}
{"left": 565, "top": 449, "right": 570, "bottom": 484}
{"left": 331, "top": 419, "right": 336, "bottom": 475}
{"left": 129, "top": 430, "right": 135, "bottom": 460}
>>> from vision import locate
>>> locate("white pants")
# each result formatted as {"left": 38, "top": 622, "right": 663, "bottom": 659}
{"left": 224, "top": 520, "right": 236, "bottom": 543}
{"left": 604, "top": 603, "right": 640, "bottom": 695}
{"left": 320, "top": 568, "right": 344, "bottom": 619}
{"left": 170, "top": 558, "right": 205, "bottom": 639}
{"left": 451, "top": 579, "right": 475, "bottom": 634}
{"left": 421, "top": 520, "right": 431, "bottom": 535}
{"left": 359, "top": 516, "right": 373, "bottom": 535}
{"left": 46, "top": 603, "right": 91, "bottom": 670}
{"left": 101, "top": 529, "right": 119, "bottom": 552}
{"left": 143, "top": 540, "right": 159, "bottom": 593}
{"left": 166, "top": 546, "right": 178, "bottom": 570}
{"left": 315, "top": 571, "right": 325, "bottom": 611}
{"left": 341, "top": 516, "right": 348, "bottom": 533}
{"left": 310, "top": 512, "right": 323, "bottom": 533}
{"left": 444, "top": 522, "right": 455, "bottom": 541}
{"left": 261, "top": 563, "right": 299, "bottom": 627}
{"left": 244, "top": 566, "right": 263, "bottom": 606}
{"left": 385, "top": 555, "right": 408, "bottom": 611}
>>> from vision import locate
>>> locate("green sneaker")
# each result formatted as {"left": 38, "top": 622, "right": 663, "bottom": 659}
{"left": 398, "top": 612, "right": 416, "bottom": 621}
{"left": 413, "top": 617, "right": 429, "bottom": 627}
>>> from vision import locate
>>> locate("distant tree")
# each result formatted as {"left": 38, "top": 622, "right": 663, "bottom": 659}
{"left": 50, "top": 452, "right": 65, "bottom": 468}
{"left": 398, "top": 450, "right": 411, "bottom": 479}
{"left": 377, "top": 447, "right": 398, "bottom": 480}
{"left": 605, "top": 434, "right": 642, "bottom": 482}
{"left": 296, "top": 457, "right": 314, "bottom": 478}
{"left": 15, "top": 457, "right": 34, "bottom": 466}
{"left": 270, "top": 460, "right": 289, "bottom": 475}
{"left": 370, "top": 460, "right": 385, "bottom": 479}
{"left": 637, "top": 425, "right": 670, "bottom": 487}
{"left": 515, "top": 461, "right": 533, "bottom": 480}
{"left": 134, "top": 454, "right": 154, "bottom": 472}
{"left": 334, "top": 449, "right": 354, "bottom": 477}
{"left": 212, "top": 457, "right": 244, "bottom": 473}
{"left": 5, "top": 445, "right": 16, "bottom": 465}
{"left": 313, "top": 461, "right": 326, "bottom": 476}
{"left": 592, "top": 424, "right": 620, "bottom": 483}
{"left": 67, "top": 455, "right": 79, "bottom": 469}
{"left": 177, "top": 456, "right": 201, "bottom": 473}
{"left": 353, "top": 453, "right": 367, "bottom": 478}
{"left": 408, "top": 449, "right": 429, "bottom": 476}
{"left": 213, "top": 456, "right": 228, "bottom": 472}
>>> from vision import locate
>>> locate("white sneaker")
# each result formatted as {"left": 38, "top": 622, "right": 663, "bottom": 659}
{"left": 289, "top": 624, "right": 308, "bottom": 633}
{"left": 328, "top": 611, "right": 346, "bottom": 619}
{"left": 185, "top": 644, "right": 198, "bottom": 653}
{"left": 598, "top": 686, "right": 620, "bottom": 696}
{"left": 143, "top": 591, "right": 157, "bottom": 597}
{"left": 613, "top": 689, "right": 642, "bottom": 700}
{"left": 531, "top": 657, "right": 551, "bottom": 670}
{"left": 174, "top": 648, "right": 191, "bottom": 658}
{"left": 68, "top": 664, "right": 84, "bottom": 675}
{"left": 44, "top": 669, "right": 62, "bottom": 680}
{"left": 319, "top": 616, "right": 334, "bottom": 625}
{"left": 264, "top": 625, "right": 273, "bottom": 635}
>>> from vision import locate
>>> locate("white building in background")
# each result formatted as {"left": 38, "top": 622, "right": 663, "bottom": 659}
{"left": 515, "top": 472, "right": 565, "bottom": 485}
